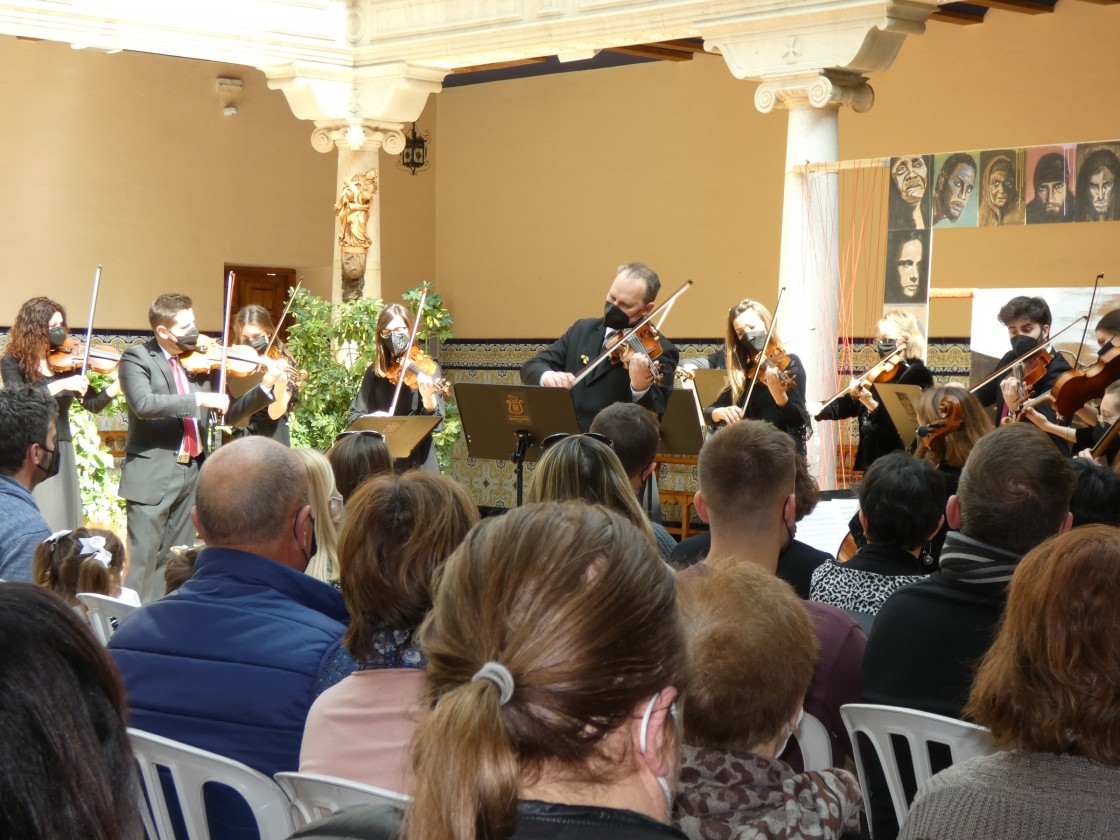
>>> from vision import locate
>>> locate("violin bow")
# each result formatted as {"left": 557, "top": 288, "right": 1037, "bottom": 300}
{"left": 213, "top": 272, "right": 236, "bottom": 440}
{"left": 570, "top": 279, "right": 693, "bottom": 388}
{"left": 1073, "top": 273, "right": 1104, "bottom": 372}
{"left": 387, "top": 289, "right": 428, "bottom": 417}
{"left": 968, "top": 316, "right": 1087, "bottom": 395}
{"left": 741, "top": 287, "right": 785, "bottom": 412}
{"left": 260, "top": 277, "right": 303, "bottom": 362}
{"left": 79, "top": 265, "right": 102, "bottom": 377}
{"left": 816, "top": 340, "right": 907, "bottom": 414}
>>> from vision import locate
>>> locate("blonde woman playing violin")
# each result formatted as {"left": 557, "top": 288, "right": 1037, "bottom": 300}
{"left": 706, "top": 299, "right": 810, "bottom": 455}
{"left": 814, "top": 309, "right": 933, "bottom": 471}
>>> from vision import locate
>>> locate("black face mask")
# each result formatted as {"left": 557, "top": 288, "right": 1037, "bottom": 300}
{"left": 246, "top": 335, "right": 269, "bottom": 354}
{"left": 389, "top": 331, "right": 410, "bottom": 356}
{"left": 48, "top": 327, "right": 68, "bottom": 349}
{"left": 739, "top": 330, "right": 767, "bottom": 355}
{"left": 1092, "top": 420, "right": 1120, "bottom": 459}
{"left": 1010, "top": 333, "right": 1040, "bottom": 357}
{"left": 172, "top": 327, "right": 201, "bottom": 352}
{"left": 603, "top": 302, "right": 632, "bottom": 331}
{"left": 875, "top": 339, "right": 898, "bottom": 358}
{"left": 35, "top": 442, "right": 59, "bottom": 481}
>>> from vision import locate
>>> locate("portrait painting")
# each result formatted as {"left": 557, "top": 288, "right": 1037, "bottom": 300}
{"left": 887, "top": 154, "right": 933, "bottom": 230}
{"left": 1025, "top": 145, "right": 1076, "bottom": 224}
{"left": 1074, "top": 142, "right": 1120, "bottom": 222}
{"left": 884, "top": 228, "right": 932, "bottom": 305}
{"left": 977, "top": 148, "right": 1025, "bottom": 227}
{"left": 931, "top": 152, "right": 979, "bottom": 228}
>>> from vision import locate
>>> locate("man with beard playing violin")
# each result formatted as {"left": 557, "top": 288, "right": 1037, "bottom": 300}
{"left": 521, "top": 262, "right": 678, "bottom": 431}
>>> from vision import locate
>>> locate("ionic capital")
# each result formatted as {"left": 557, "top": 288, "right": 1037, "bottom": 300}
{"left": 310, "top": 121, "right": 407, "bottom": 154}
{"left": 754, "top": 70, "right": 874, "bottom": 115}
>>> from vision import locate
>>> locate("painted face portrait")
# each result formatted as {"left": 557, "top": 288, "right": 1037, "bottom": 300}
{"left": 884, "top": 230, "right": 929, "bottom": 305}
{"left": 1087, "top": 167, "right": 1116, "bottom": 218}
{"left": 986, "top": 164, "right": 1013, "bottom": 210}
{"left": 1037, "top": 179, "right": 1066, "bottom": 218}
{"left": 1027, "top": 151, "right": 1073, "bottom": 224}
{"left": 893, "top": 157, "right": 928, "bottom": 206}
{"left": 939, "top": 163, "right": 975, "bottom": 221}
{"left": 896, "top": 238, "right": 923, "bottom": 299}
{"left": 1074, "top": 148, "right": 1120, "bottom": 222}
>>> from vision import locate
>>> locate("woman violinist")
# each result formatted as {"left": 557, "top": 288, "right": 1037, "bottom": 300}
{"left": 815, "top": 309, "right": 934, "bottom": 470}
{"left": 706, "top": 299, "right": 810, "bottom": 454}
{"left": 347, "top": 303, "right": 443, "bottom": 471}
{"left": 230, "top": 304, "right": 297, "bottom": 445}
{"left": 0, "top": 296, "right": 121, "bottom": 529}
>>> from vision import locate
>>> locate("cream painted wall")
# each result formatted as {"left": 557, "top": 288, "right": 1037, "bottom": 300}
{"left": 0, "top": 37, "right": 336, "bottom": 330}
{"left": 379, "top": 111, "right": 438, "bottom": 304}
{"left": 431, "top": 1, "right": 1120, "bottom": 339}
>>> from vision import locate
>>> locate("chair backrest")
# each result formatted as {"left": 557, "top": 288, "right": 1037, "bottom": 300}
{"left": 792, "top": 711, "right": 834, "bottom": 771}
{"left": 76, "top": 592, "right": 138, "bottom": 644}
{"left": 840, "top": 703, "right": 996, "bottom": 828}
{"left": 275, "top": 771, "right": 409, "bottom": 826}
{"left": 128, "top": 728, "right": 295, "bottom": 840}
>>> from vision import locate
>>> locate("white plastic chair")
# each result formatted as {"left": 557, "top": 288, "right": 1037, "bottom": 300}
{"left": 275, "top": 771, "right": 409, "bottom": 826}
{"left": 792, "top": 711, "right": 834, "bottom": 771}
{"left": 128, "top": 728, "right": 295, "bottom": 840}
{"left": 77, "top": 592, "right": 138, "bottom": 644}
{"left": 840, "top": 703, "right": 995, "bottom": 829}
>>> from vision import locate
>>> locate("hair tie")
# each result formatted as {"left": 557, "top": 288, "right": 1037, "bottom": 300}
{"left": 471, "top": 661, "right": 515, "bottom": 706}
{"left": 77, "top": 536, "right": 111, "bottom": 568}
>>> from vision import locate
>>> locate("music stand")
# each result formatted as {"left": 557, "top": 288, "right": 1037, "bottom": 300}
{"left": 454, "top": 383, "right": 581, "bottom": 506}
{"left": 659, "top": 389, "right": 706, "bottom": 457}
{"left": 690, "top": 368, "right": 730, "bottom": 409}
{"left": 874, "top": 383, "right": 924, "bottom": 449}
{"left": 345, "top": 415, "right": 442, "bottom": 461}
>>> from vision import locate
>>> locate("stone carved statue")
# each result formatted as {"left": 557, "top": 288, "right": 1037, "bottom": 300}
{"left": 334, "top": 169, "right": 378, "bottom": 250}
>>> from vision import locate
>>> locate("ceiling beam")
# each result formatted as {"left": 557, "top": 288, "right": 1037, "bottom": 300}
{"left": 608, "top": 44, "right": 695, "bottom": 62}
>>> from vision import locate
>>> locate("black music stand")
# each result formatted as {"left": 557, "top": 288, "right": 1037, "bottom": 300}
{"left": 454, "top": 383, "right": 580, "bottom": 506}
{"left": 345, "top": 415, "right": 442, "bottom": 461}
{"left": 658, "top": 389, "right": 706, "bottom": 457}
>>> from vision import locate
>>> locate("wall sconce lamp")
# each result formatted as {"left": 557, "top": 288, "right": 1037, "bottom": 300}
{"left": 216, "top": 77, "right": 242, "bottom": 117}
{"left": 398, "top": 123, "right": 430, "bottom": 175}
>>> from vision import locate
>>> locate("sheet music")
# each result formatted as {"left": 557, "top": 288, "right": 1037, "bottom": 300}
{"left": 795, "top": 498, "right": 861, "bottom": 557}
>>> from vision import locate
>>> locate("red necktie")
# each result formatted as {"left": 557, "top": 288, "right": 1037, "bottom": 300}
{"left": 169, "top": 356, "right": 202, "bottom": 458}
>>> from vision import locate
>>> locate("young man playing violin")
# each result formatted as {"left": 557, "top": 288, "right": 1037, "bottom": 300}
{"left": 118, "top": 293, "right": 284, "bottom": 602}
{"left": 973, "top": 295, "right": 1071, "bottom": 451}
{"left": 520, "top": 262, "right": 678, "bottom": 431}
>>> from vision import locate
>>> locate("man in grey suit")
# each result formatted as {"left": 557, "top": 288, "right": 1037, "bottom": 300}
{"left": 118, "top": 293, "right": 280, "bottom": 602}
{"left": 520, "top": 262, "right": 678, "bottom": 431}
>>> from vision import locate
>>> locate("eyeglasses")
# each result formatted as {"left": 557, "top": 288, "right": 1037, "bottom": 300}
{"left": 334, "top": 429, "right": 386, "bottom": 444}
{"left": 379, "top": 328, "right": 409, "bottom": 339}
{"left": 539, "top": 432, "right": 613, "bottom": 453}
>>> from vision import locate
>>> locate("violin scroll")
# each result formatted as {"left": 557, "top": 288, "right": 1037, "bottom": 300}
{"left": 916, "top": 392, "right": 964, "bottom": 458}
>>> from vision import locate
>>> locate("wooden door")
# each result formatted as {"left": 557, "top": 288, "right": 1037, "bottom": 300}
{"left": 225, "top": 265, "right": 297, "bottom": 340}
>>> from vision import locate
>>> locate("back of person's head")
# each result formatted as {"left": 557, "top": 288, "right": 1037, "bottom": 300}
{"left": 290, "top": 447, "right": 342, "bottom": 583}
{"left": 677, "top": 562, "right": 817, "bottom": 753}
{"left": 966, "top": 525, "right": 1120, "bottom": 764}
{"left": 698, "top": 421, "right": 796, "bottom": 527}
{"left": 339, "top": 472, "right": 479, "bottom": 665}
{"left": 327, "top": 430, "right": 393, "bottom": 502}
{"left": 33, "top": 527, "right": 127, "bottom": 604}
{"left": 1069, "top": 459, "right": 1120, "bottom": 527}
{"left": 0, "top": 384, "right": 55, "bottom": 474}
{"left": 0, "top": 582, "right": 141, "bottom": 839}
{"left": 997, "top": 295, "right": 1051, "bottom": 329}
{"left": 526, "top": 434, "right": 654, "bottom": 542}
{"left": 164, "top": 543, "right": 203, "bottom": 594}
{"left": 148, "top": 292, "right": 192, "bottom": 329}
{"left": 193, "top": 436, "right": 308, "bottom": 546}
{"left": 915, "top": 384, "right": 994, "bottom": 469}
{"left": 956, "top": 424, "right": 1074, "bottom": 555}
{"left": 859, "top": 453, "right": 946, "bottom": 551}
{"left": 406, "top": 502, "right": 684, "bottom": 840}
{"left": 1097, "top": 308, "right": 1120, "bottom": 340}
{"left": 589, "top": 403, "right": 660, "bottom": 483}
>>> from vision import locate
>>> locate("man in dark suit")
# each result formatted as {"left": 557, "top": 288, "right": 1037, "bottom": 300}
{"left": 520, "top": 262, "right": 678, "bottom": 431}
{"left": 119, "top": 293, "right": 278, "bottom": 602}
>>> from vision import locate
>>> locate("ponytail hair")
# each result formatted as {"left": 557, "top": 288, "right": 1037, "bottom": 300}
{"left": 404, "top": 502, "right": 685, "bottom": 840}
{"left": 33, "top": 528, "right": 127, "bottom": 605}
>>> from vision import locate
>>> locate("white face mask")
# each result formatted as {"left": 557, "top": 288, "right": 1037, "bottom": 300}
{"left": 775, "top": 707, "right": 805, "bottom": 758}
{"left": 639, "top": 692, "right": 677, "bottom": 820}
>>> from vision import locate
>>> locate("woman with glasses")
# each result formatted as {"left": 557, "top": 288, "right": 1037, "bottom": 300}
{"left": 347, "top": 304, "right": 443, "bottom": 471}
{"left": 230, "top": 304, "right": 298, "bottom": 445}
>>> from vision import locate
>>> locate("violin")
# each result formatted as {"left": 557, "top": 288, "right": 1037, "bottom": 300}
{"left": 1046, "top": 342, "right": 1120, "bottom": 419}
{"left": 818, "top": 344, "right": 908, "bottom": 414}
{"left": 176, "top": 337, "right": 304, "bottom": 381}
{"left": 386, "top": 346, "right": 452, "bottom": 397}
{"left": 607, "top": 323, "right": 665, "bottom": 385}
{"left": 1004, "top": 349, "right": 1055, "bottom": 423}
{"left": 916, "top": 392, "right": 964, "bottom": 459}
{"left": 746, "top": 338, "right": 796, "bottom": 391}
{"left": 48, "top": 336, "right": 122, "bottom": 374}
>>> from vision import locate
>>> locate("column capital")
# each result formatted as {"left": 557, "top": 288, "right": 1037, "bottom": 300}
{"left": 754, "top": 70, "right": 874, "bottom": 114}
{"left": 310, "top": 120, "right": 407, "bottom": 154}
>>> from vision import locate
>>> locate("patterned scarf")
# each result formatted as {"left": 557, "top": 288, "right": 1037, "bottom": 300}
{"left": 937, "top": 531, "right": 1021, "bottom": 585}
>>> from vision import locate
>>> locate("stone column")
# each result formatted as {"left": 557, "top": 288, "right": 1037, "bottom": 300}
{"left": 754, "top": 71, "right": 873, "bottom": 488}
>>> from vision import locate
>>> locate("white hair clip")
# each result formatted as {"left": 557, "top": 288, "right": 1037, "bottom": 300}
{"left": 78, "top": 536, "right": 112, "bottom": 567}
{"left": 45, "top": 529, "right": 72, "bottom": 544}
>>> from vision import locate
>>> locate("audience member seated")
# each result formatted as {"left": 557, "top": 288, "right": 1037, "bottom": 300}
{"left": 1069, "top": 458, "right": 1120, "bottom": 527}
{"left": 290, "top": 502, "right": 687, "bottom": 840}
{"left": 590, "top": 403, "right": 677, "bottom": 558}
{"left": 810, "top": 453, "right": 945, "bottom": 619}
{"left": 670, "top": 452, "right": 830, "bottom": 598}
{"left": 109, "top": 436, "right": 348, "bottom": 779}
{"left": 33, "top": 525, "right": 140, "bottom": 607}
{"left": 678, "top": 421, "right": 865, "bottom": 765}
{"left": 0, "top": 582, "right": 141, "bottom": 839}
{"left": 675, "top": 561, "right": 862, "bottom": 840}
{"left": 291, "top": 447, "right": 343, "bottom": 585}
{"left": 163, "top": 541, "right": 202, "bottom": 594}
{"left": 0, "top": 385, "right": 56, "bottom": 581}
{"left": 301, "top": 472, "right": 479, "bottom": 791}
{"left": 900, "top": 525, "right": 1120, "bottom": 839}
{"left": 525, "top": 433, "right": 658, "bottom": 548}
{"left": 327, "top": 429, "right": 393, "bottom": 504}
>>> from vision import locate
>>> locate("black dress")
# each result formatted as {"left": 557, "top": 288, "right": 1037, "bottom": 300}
{"left": 705, "top": 353, "right": 810, "bottom": 455}
{"left": 347, "top": 366, "right": 442, "bottom": 470}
